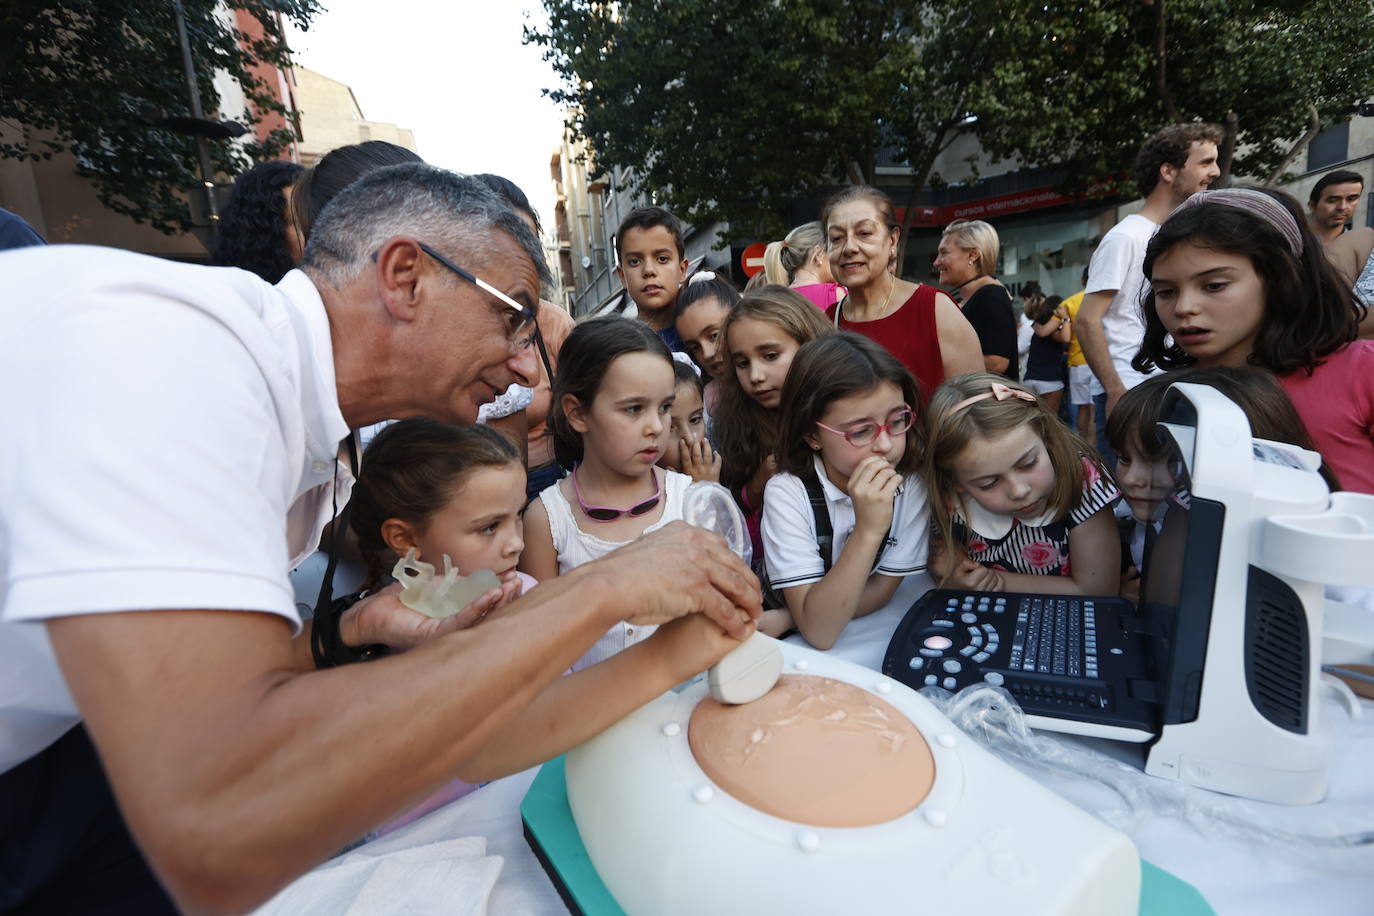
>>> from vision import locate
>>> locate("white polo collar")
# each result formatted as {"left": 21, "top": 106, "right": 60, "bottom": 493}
{"left": 810, "top": 455, "right": 904, "bottom": 506}
{"left": 954, "top": 490, "right": 1056, "bottom": 538}
{"left": 277, "top": 269, "right": 350, "bottom": 480}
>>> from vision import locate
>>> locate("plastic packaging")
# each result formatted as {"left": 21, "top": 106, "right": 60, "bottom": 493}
{"left": 683, "top": 481, "right": 753, "bottom": 568}
{"left": 924, "top": 684, "right": 1374, "bottom": 858}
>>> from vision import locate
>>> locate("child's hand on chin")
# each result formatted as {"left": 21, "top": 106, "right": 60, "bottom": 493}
{"left": 649, "top": 612, "right": 750, "bottom": 681}
{"left": 948, "top": 558, "right": 1003, "bottom": 593}
{"left": 848, "top": 455, "right": 900, "bottom": 533}
{"left": 680, "top": 437, "right": 722, "bottom": 483}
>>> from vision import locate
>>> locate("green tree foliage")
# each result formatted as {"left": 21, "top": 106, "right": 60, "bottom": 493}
{"left": 0, "top": 1, "right": 318, "bottom": 233}
{"left": 970, "top": 0, "right": 1374, "bottom": 194}
{"left": 530, "top": 0, "right": 1374, "bottom": 246}
{"left": 528, "top": 0, "right": 943, "bottom": 240}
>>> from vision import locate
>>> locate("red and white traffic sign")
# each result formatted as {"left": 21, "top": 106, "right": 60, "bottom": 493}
{"left": 740, "top": 242, "right": 768, "bottom": 278}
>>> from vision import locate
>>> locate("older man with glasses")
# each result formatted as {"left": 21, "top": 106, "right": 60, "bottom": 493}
{"left": 0, "top": 164, "right": 761, "bottom": 915}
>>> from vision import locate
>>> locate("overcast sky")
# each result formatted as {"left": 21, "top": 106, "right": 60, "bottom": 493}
{"left": 286, "top": 1, "right": 567, "bottom": 230}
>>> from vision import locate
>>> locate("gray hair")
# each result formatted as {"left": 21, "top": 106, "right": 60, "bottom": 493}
{"left": 303, "top": 163, "right": 551, "bottom": 289}
{"left": 942, "top": 219, "right": 1000, "bottom": 278}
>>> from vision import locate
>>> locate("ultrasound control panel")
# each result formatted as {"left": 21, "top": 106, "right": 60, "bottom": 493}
{"left": 882, "top": 589, "right": 1157, "bottom": 731}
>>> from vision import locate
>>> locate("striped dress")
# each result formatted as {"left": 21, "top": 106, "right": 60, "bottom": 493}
{"left": 951, "top": 458, "right": 1119, "bottom": 577}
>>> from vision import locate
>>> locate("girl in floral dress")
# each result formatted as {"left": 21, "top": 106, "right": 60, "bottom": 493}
{"left": 922, "top": 373, "right": 1121, "bottom": 595}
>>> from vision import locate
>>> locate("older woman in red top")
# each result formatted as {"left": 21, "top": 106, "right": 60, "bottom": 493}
{"left": 822, "top": 185, "right": 982, "bottom": 401}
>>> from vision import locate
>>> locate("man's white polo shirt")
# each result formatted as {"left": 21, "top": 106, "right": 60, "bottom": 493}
{"left": 0, "top": 246, "right": 350, "bottom": 774}
{"left": 760, "top": 456, "right": 929, "bottom": 591}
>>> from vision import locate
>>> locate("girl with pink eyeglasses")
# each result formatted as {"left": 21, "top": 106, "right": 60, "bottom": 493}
{"left": 760, "top": 333, "right": 931, "bottom": 650}
{"left": 521, "top": 317, "right": 697, "bottom": 670}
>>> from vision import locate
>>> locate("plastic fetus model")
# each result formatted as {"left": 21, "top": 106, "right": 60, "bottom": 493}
{"left": 565, "top": 641, "right": 1140, "bottom": 916}
{"left": 391, "top": 548, "right": 500, "bottom": 619}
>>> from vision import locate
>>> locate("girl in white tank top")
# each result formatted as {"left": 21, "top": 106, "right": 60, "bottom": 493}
{"left": 521, "top": 318, "right": 694, "bottom": 670}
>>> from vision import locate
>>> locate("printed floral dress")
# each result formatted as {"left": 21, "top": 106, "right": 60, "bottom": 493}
{"left": 950, "top": 458, "right": 1119, "bottom": 576}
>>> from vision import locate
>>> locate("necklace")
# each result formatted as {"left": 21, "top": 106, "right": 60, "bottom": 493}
{"left": 946, "top": 276, "right": 980, "bottom": 302}
{"left": 836, "top": 274, "right": 897, "bottom": 327}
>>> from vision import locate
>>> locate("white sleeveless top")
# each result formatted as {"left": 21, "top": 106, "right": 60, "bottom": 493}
{"left": 538, "top": 468, "right": 692, "bottom": 671}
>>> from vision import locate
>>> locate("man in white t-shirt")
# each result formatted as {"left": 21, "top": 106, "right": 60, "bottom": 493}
{"left": 0, "top": 165, "right": 760, "bottom": 914}
{"left": 1079, "top": 123, "right": 1223, "bottom": 417}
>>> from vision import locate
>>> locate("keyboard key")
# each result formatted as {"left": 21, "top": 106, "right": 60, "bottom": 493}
{"left": 973, "top": 651, "right": 991, "bottom": 663}
{"left": 983, "top": 672, "right": 1004, "bottom": 686}
{"left": 924, "top": 675, "right": 939, "bottom": 686}
{"left": 960, "top": 645, "right": 978, "bottom": 657}
{"left": 943, "top": 677, "right": 957, "bottom": 690}
{"left": 907, "top": 657, "right": 924, "bottom": 670}
{"left": 943, "top": 659, "right": 962, "bottom": 674}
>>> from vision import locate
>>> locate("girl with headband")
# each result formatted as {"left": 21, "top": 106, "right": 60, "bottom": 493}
{"left": 923, "top": 373, "right": 1121, "bottom": 595}
{"left": 1132, "top": 187, "right": 1374, "bottom": 494}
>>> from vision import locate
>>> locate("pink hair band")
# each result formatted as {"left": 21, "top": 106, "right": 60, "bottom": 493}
{"left": 945, "top": 381, "right": 1038, "bottom": 418}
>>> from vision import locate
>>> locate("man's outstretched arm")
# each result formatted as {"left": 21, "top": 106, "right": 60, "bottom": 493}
{"left": 49, "top": 523, "right": 759, "bottom": 916}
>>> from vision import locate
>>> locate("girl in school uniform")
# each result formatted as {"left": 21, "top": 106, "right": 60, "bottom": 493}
{"left": 761, "top": 332, "right": 931, "bottom": 649}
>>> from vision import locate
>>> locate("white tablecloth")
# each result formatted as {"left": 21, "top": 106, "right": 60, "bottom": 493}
{"left": 294, "top": 573, "right": 1374, "bottom": 914}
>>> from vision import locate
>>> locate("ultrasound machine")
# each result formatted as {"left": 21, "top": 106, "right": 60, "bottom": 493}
{"left": 883, "top": 382, "right": 1374, "bottom": 804}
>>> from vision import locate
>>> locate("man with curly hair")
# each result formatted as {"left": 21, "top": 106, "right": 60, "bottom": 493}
{"left": 1079, "top": 123, "right": 1222, "bottom": 419}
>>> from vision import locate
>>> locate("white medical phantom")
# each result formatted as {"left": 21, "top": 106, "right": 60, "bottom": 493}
{"left": 565, "top": 641, "right": 1141, "bottom": 916}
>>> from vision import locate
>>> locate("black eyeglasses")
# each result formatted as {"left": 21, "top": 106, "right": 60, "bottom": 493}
{"left": 411, "top": 241, "right": 538, "bottom": 351}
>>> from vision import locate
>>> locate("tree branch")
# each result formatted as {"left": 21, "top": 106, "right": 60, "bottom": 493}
{"left": 1217, "top": 110, "right": 1239, "bottom": 185}
{"left": 1149, "top": 0, "right": 1180, "bottom": 121}
{"left": 1265, "top": 104, "right": 1321, "bottom": 187}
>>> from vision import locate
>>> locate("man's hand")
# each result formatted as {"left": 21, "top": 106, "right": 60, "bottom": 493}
{"left": 338, "top": 577, "right": 522, "bottom": 651}
{"left": 646, "top": 612, "right": 749, "bottom": 682}
{"left": 849, "top": 456, "right": 901, "bottom": 535}
{"left": 679, "top": 436, "right": 722, "bottom": 482}
{"left": 948, "top": 558, "right": 1004, "bottom": 593}
{"left": 591, "top": 522, "right": 761, "bottom": 637}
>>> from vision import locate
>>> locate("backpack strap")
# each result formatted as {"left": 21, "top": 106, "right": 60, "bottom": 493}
{"left": 803, "top": 469, "right": 897, "bottom": 576}
{"left": 801, "top": 471, "right": 835, "bottom": 574}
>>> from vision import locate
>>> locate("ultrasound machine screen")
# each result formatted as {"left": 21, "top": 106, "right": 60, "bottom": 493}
{"left": 1137, "top": 420, "right": 1223, "bottom": 728}
{"left": 882, "top": 390, "right": 1230, "bottom": 744}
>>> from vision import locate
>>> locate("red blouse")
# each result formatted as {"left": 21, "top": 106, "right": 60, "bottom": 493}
{"left": 827, "top": 284, "right": 944, "bottom": 402}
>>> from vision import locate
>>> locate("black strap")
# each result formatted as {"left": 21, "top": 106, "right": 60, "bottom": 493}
{"left": 801, "top": 472, "right": 835, "bottom": 574}
{"left": 801, "top": 469, "right": 894, "bottom": 575}
{"left": 534, "top": 320, "right": 555, "bottom": 389}
{"left": 310, "top": 434, "right": 382, "bottom": 668}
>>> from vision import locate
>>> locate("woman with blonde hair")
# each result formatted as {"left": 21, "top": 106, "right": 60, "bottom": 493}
{"left": 933, "top": 219, "right": 1019, "bottom": 379}
{"left": 823, "top": 185, "right": 983, "bottom": 401}
{"left": 763, "top": 221, "right": 843, "bottom": 309}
